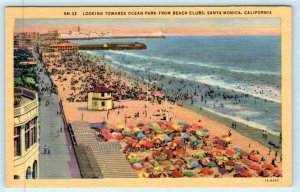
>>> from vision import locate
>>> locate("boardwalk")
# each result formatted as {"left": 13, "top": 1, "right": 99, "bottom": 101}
{"left": 72, "top": 121, "right": 138, "bottom": 178}
{"left": 34, "top": 50, "right": 81, "bottom": 179}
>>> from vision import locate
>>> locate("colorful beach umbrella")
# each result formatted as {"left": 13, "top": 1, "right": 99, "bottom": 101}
{"left": 188, "top": 160, "right": 200, "bottom": 169}
{"left": 136, "top": 132, "right": 146, "bottom": 139}
{"left": 240, "top": 170, "right": 252, "bottom": 177}
{"left": 206, "top": 161, "right": 217, "bottom": 168}
{"left": 128, "top": 158, "right": 139, "bottom": 164}
{"left": 263, "top": 163, "right": 274, "bottom": 170}
{"left": 194, "top": 151, "right": 206, "bottom": 158}
{"left": 171, "top": 170, "right": 183, "bottom": 178}
{"left": 163, "top": 136, "right": 172, "bottom": 142}
{"left": 201, "top": 128, "right": 209, "bottom": 132}
{"left": 183, "top": 171, "right": 195, "bottom": 177}
{"left": 138, "top": 171, "right": 149, "bottom": 178}
{"left": 218, "top": 167, "right": 228, "bottom": 175}
{"left": 200, "top": 168, "right": 213, "bottom": 175}
{"left": 250, "top": 164, "right": 261, "bottom": 171}
{"left": 132, "top": 162, "right": 143, "bottom": 170}
{"left": 250, "top": 155, "right": 261, "bottom": 162}
{"left": 181, "top": 133, "right": 190, "bottom": 139}
{"left": 233, "top": 146, "right": 242, "bottom": 152}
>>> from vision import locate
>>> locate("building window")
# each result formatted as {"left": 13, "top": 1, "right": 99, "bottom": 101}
{"left": 14, "top": 126, "right": 21, "bottom": 156}
{"left": 32, "top": 161, "right": 38, "bottom": 179}
{"left": 14, "top": 175, "right": 20, "bottom": 180}
{"left": 25, "top": 117, "right": 37, "bottom": 151}
{"left": 26, "top": 167, "right": 32, "bottom": 179}
{"left": 101, "top": 93, "right": 105, "bottom": 97}
{"left": 101, "top": 101, "right": 105, "bottom": 107}
{"left": 93, "top": 101, "right": 97, "bottom": 106}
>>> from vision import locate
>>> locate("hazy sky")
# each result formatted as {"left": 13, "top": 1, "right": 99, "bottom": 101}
{"left": 15, "top": 18, "right": 280, "bottom": 36}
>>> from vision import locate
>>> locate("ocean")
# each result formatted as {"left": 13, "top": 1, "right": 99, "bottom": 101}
{"left": 72, "top": 36, "right": 281, "bottom": 134}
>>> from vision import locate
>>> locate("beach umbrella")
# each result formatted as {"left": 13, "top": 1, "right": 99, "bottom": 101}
{"left": 116, "top": 124, "right": 125, "bottom": 129}
{"left": 175, "top": 148, "right": 186, "bottom": 155}
{"left": 200, "top": 157, "right": 211, "bottom": 165}
{"left": 152, "top": 151, "right": 163, "bottom": 157}
{"left": 140, "top": 152, "right": 151, "bottom": 158}
{"left": 189, "top": 136, "right": 197, "bottom": 142}
{"left": 219, "top": 156, "right": 229, "bottom": 161}
{"left": 195, "top": 130, "right": 204, "bottom": 136}
{"left": 137, "top": 123, "right": 144, "bottom": 127}
{"left": 224, "top": 160, "right": 236, "bottom": 166}
{"left": 209, "top": 150, "right": 222, "bottom": 156}
{"left": 233, "top": 146, "right": 242, "bottom": 152}
{"left": 150, "top": 160, "right": 160, "bottom": 167}
{"left": 137, "top": 132, "right": 146, "bottom": 139}
{"left": 165, "top": 165, "right": 176, "bottom": 171}
{"left": 183, "top": 171, "right": 196, "bottom": 177}
{"left": 200, "top": 168, "right": 213, "bottom": 175}
{"left": 101, "top": 128, "right": 110, "bottom": 134}
{"left": 151, "top": 123, "right": 161, "bottom": 130}
{"left": 218, "top": 167, "right": 228, "bottom": 175}
{"left": 188, "top": 160, "right": 200, "bottom": 169}
{"left": 201, "top": 128, "right": 209, "bottom": 132}
{"left": 127, "top": 153, "right": 138, "bottom": 159}
{"left": 178, "top": 121, "right": 187, "bottom": 126}
{"left": 133, "top": 127, "right": 142, "bottom": 133}
{"left": 127, "top": 138, "right": 138, "bottom": 145}
{"left": 206, "top": 161, "right": 217, "bottom": 168}
{"left": 213, "top": 136, "right": 221, "bottom": 140}
{"left": 250, "top": 164, "right": 261, "bottom": 171}
{"left": 164, "top": 129, "right": 174, "bottom": 134}
{"left": 174, "top": 136, "right": 183, "bottom": 141}
{"left": 153, "top": 138, "right": 163, "bottom": 144}
{"left": 128, "top": 158, "right": 139, "bottom": 164}
{"left": 160, "top": 160, "right": 172, "bottom": 167}
{"left": 122, "top": 130, "right": 132, "bottom": 136}
{"left": 156, "top": 121, "right": 165, "bottom": 126}
{"left": 163, "top": 136, "right": 172, "bottom": 142}
{"left": 181, "top": 133, "right": 190, "bottom": 139}
{"left": 215, "top": 144, "right": 225, "bottom": 150}
{"left": 128, "top": 125, "right": 135, "bottom": 129}
{"left": 240, "top": 151, "right": 249, "bottom": 157}
{"left": 132, "top": 162, "right": 143, "bottom": 170}
{"left": 138, "top": 171, "right": 149, "bottom": 178}
{"left": 226, "top": 149, "right": 235, "bottom": 156}
{"left": 263, "top": 163, "right": 274, "bottom": 170}
{"left": 171, "top": 170, "right": 183, "bottom": 178}
{"left": 141, "top": 125, "right": 150, "bottom": 131}
{"left": 241, "top": 159, "right": 253, "bottom": 167}
{"left": 250, "top": 155, "right": 261, "bottom": 162}
{"left": 171, "top": 124, "right": 181, "bottom": 131}
{"left": 142, "top": 141, "right": 153, "bottom": 148}
{"left": 154, "top": 166, "right": 164, "bottom": 172}
{"left": 233, "top": 166, "right": 245, "bottom": 172}
{"left": 231, "top": 154, "right": 240, "bottom": 160}
{"left": 157, "top": 172, "right": 168, "bottom": 178}
{"left": 223, "top": 137, "right": 232, "bottom": 142}
{"left": 194, "top": 151, "right": 206, "bottom": 158}
{"left": 214, "top": 139, "right": 226, "bottom": 145}
{"left": 192, "top": 140, "right": 200, "bottom": 146}
{"left": 104, "top": 134, "right": 114, "bottom": 140}
{"left": 132, "top": 143, "right": 141, "bottom": 148}
{"left": 240, "top": 170, "right": 252, "bottom": 177}
{"left": 156, "top": 154, "right": 167, "bottom": 161}
{"left": 112, "top": 132, "right": 123, "bottom": 140}
{"left": 272, "top": 168, "right": 282, "bottom": 177}
{"left": 168, "top": 141, "right": 178, "bottom": 147}
{"left": 174, "top": 159, "right": 185, "bottom": 167}
{"left": 183, "top": 124, "right": 191, "bottom": 129}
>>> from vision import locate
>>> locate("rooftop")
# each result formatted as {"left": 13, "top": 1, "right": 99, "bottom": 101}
{"left": 87, "top": 87, "right": 112, "bottom": 93}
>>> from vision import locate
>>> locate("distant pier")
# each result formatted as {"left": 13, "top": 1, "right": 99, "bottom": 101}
{"left": 78, "top": 42, "right": 147, "bottom": 50}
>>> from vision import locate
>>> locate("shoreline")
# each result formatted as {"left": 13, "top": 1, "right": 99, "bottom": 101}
{"left": 80, "top": 50, "right": 281, "bottom": 151}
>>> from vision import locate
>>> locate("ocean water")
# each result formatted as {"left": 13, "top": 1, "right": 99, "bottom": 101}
{"left": 72, "top": 36, "right": 281, "bottom": 134}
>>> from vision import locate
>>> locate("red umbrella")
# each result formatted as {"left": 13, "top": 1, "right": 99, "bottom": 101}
{"left": 226, "top": 149, "right": 235, "bottom": 156}
{"left": 242, "top": 159, "right": 253, "bottom": 166}
{"left": 127, "top": 138, "right": 138, "bottom": 145}
{"left": 209, "top": 150, "right": 221, "bottom": 156}
{"left": 250, "top": 155, "right": 261, "bottom": 162}
{"left": 104, "top": 134, "right": 113, "bottom": 140}
{"left": 263, "top": 163, "right": 274, "bottom": 170}
{"left": 132, "top": 143, "right": 141, "bottom": 148}
{"left": 215, "top": 144, "right": 225, "bottom": 150}
{"left": 152, "top": 150, "right": 162, "bottom": 157}
{"left": 168, "top": 141, "right": 178, "bottom": 147}
{"left": 175, "top": 148, "right": 185, "bottom": 155}
{"left": 240, "top": 170, "right": 252, "bottom": 177}
{"left": 114, "top": 133, "right": 123, "bottom": 140}
{"left": 250, "top": 164, "right": 261, "bottom": 171}
{"left": 174, "top": 159, "right": 185, "bottom": 167}
{"left": 262, "top": 170, "right": 271, "bottom": 177}
{"left": 200, "top": 168, "right": 213, "bottom": 175}
{"left": 142, "top": 141, "right": 153, "bottom": 148}
{"left": 272, "top": 168, "right": 282, "bottom": 177}
{"left": 157, "top": 121, "right": 165, "bottom": 126}
{"left": 128, "top": 125, "right": 135, "bottom": 129}
{"left": 153, "top": 138, "right": 163, "bottom": 144}
{"left": 240, "top": 151, "right": 249, "bottom": 157}
{"left": 171, "top": 170, "right": 183, "bottom": 178}
{"left": 225, "top": 160, "right": 236, "bottom": 166}
{"left": 101, "top": 128, "right": 110, "bottom": 134}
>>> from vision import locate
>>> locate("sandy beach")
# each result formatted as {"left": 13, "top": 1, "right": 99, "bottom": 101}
{"left": 41, "top": 49, "right": 282, "bottom": 178}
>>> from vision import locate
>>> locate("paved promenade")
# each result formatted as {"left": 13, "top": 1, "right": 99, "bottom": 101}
{"left": 34, "top": 50, "right": 81, "bottom": 179}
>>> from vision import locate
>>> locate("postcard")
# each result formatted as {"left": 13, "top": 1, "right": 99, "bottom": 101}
{"left": 5, "top": 6, "right": 292, "bottom": 188}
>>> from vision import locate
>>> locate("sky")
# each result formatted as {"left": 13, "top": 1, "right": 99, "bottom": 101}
{"left": 15, "top": 18, "right": 280, "bottom": 36}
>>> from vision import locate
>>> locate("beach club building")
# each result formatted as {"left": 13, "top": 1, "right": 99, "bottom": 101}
{"left": 87, "top": 87, "right": 113, "bottom": 110}
{"left": 49, "top": 43, "right": 78, "bottom": 51}
{"left": 13, "top": 87, "right": 39, "bottom": 179}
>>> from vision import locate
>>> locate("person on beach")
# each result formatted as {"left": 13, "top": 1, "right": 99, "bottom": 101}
{"left": 48, "top": 146, "right": 51, "bottom": 155}
{"left": 268, "top": 147, "right": 271, "bottom": 155}
{"left": 43, "top": 145, "right": 47, "bottom": 154}
{"left": 60, "top": 126, "right": 63, "bottom": 133}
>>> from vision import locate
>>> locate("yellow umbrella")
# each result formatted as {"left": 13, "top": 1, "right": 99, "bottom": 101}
{"left": 219, "top": 156, "right": 229, "bottom": 161}
{"left": 154, "top": 166, "right": 164, "bottom": 172}
{"left": 133, "top": 127, "right": 141, "bottom": 133}
{"left": 138, "top": 171, "right": 150, "bottom": 178}
{"left": 116, "top": 124, "right": 125, "bottom": 129}
{"left": 224, "top": 137, "right": 232, "bottom": 142}
{"left": 172, "top": 124, "right": 181, "bottom": 131}
{"left": 127, "top": 153, "right": 138, "bottom": 159}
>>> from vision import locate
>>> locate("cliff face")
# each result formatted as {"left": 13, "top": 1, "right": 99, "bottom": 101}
{"left": 78, "top": 42, "right": 147, "bottom": 50}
